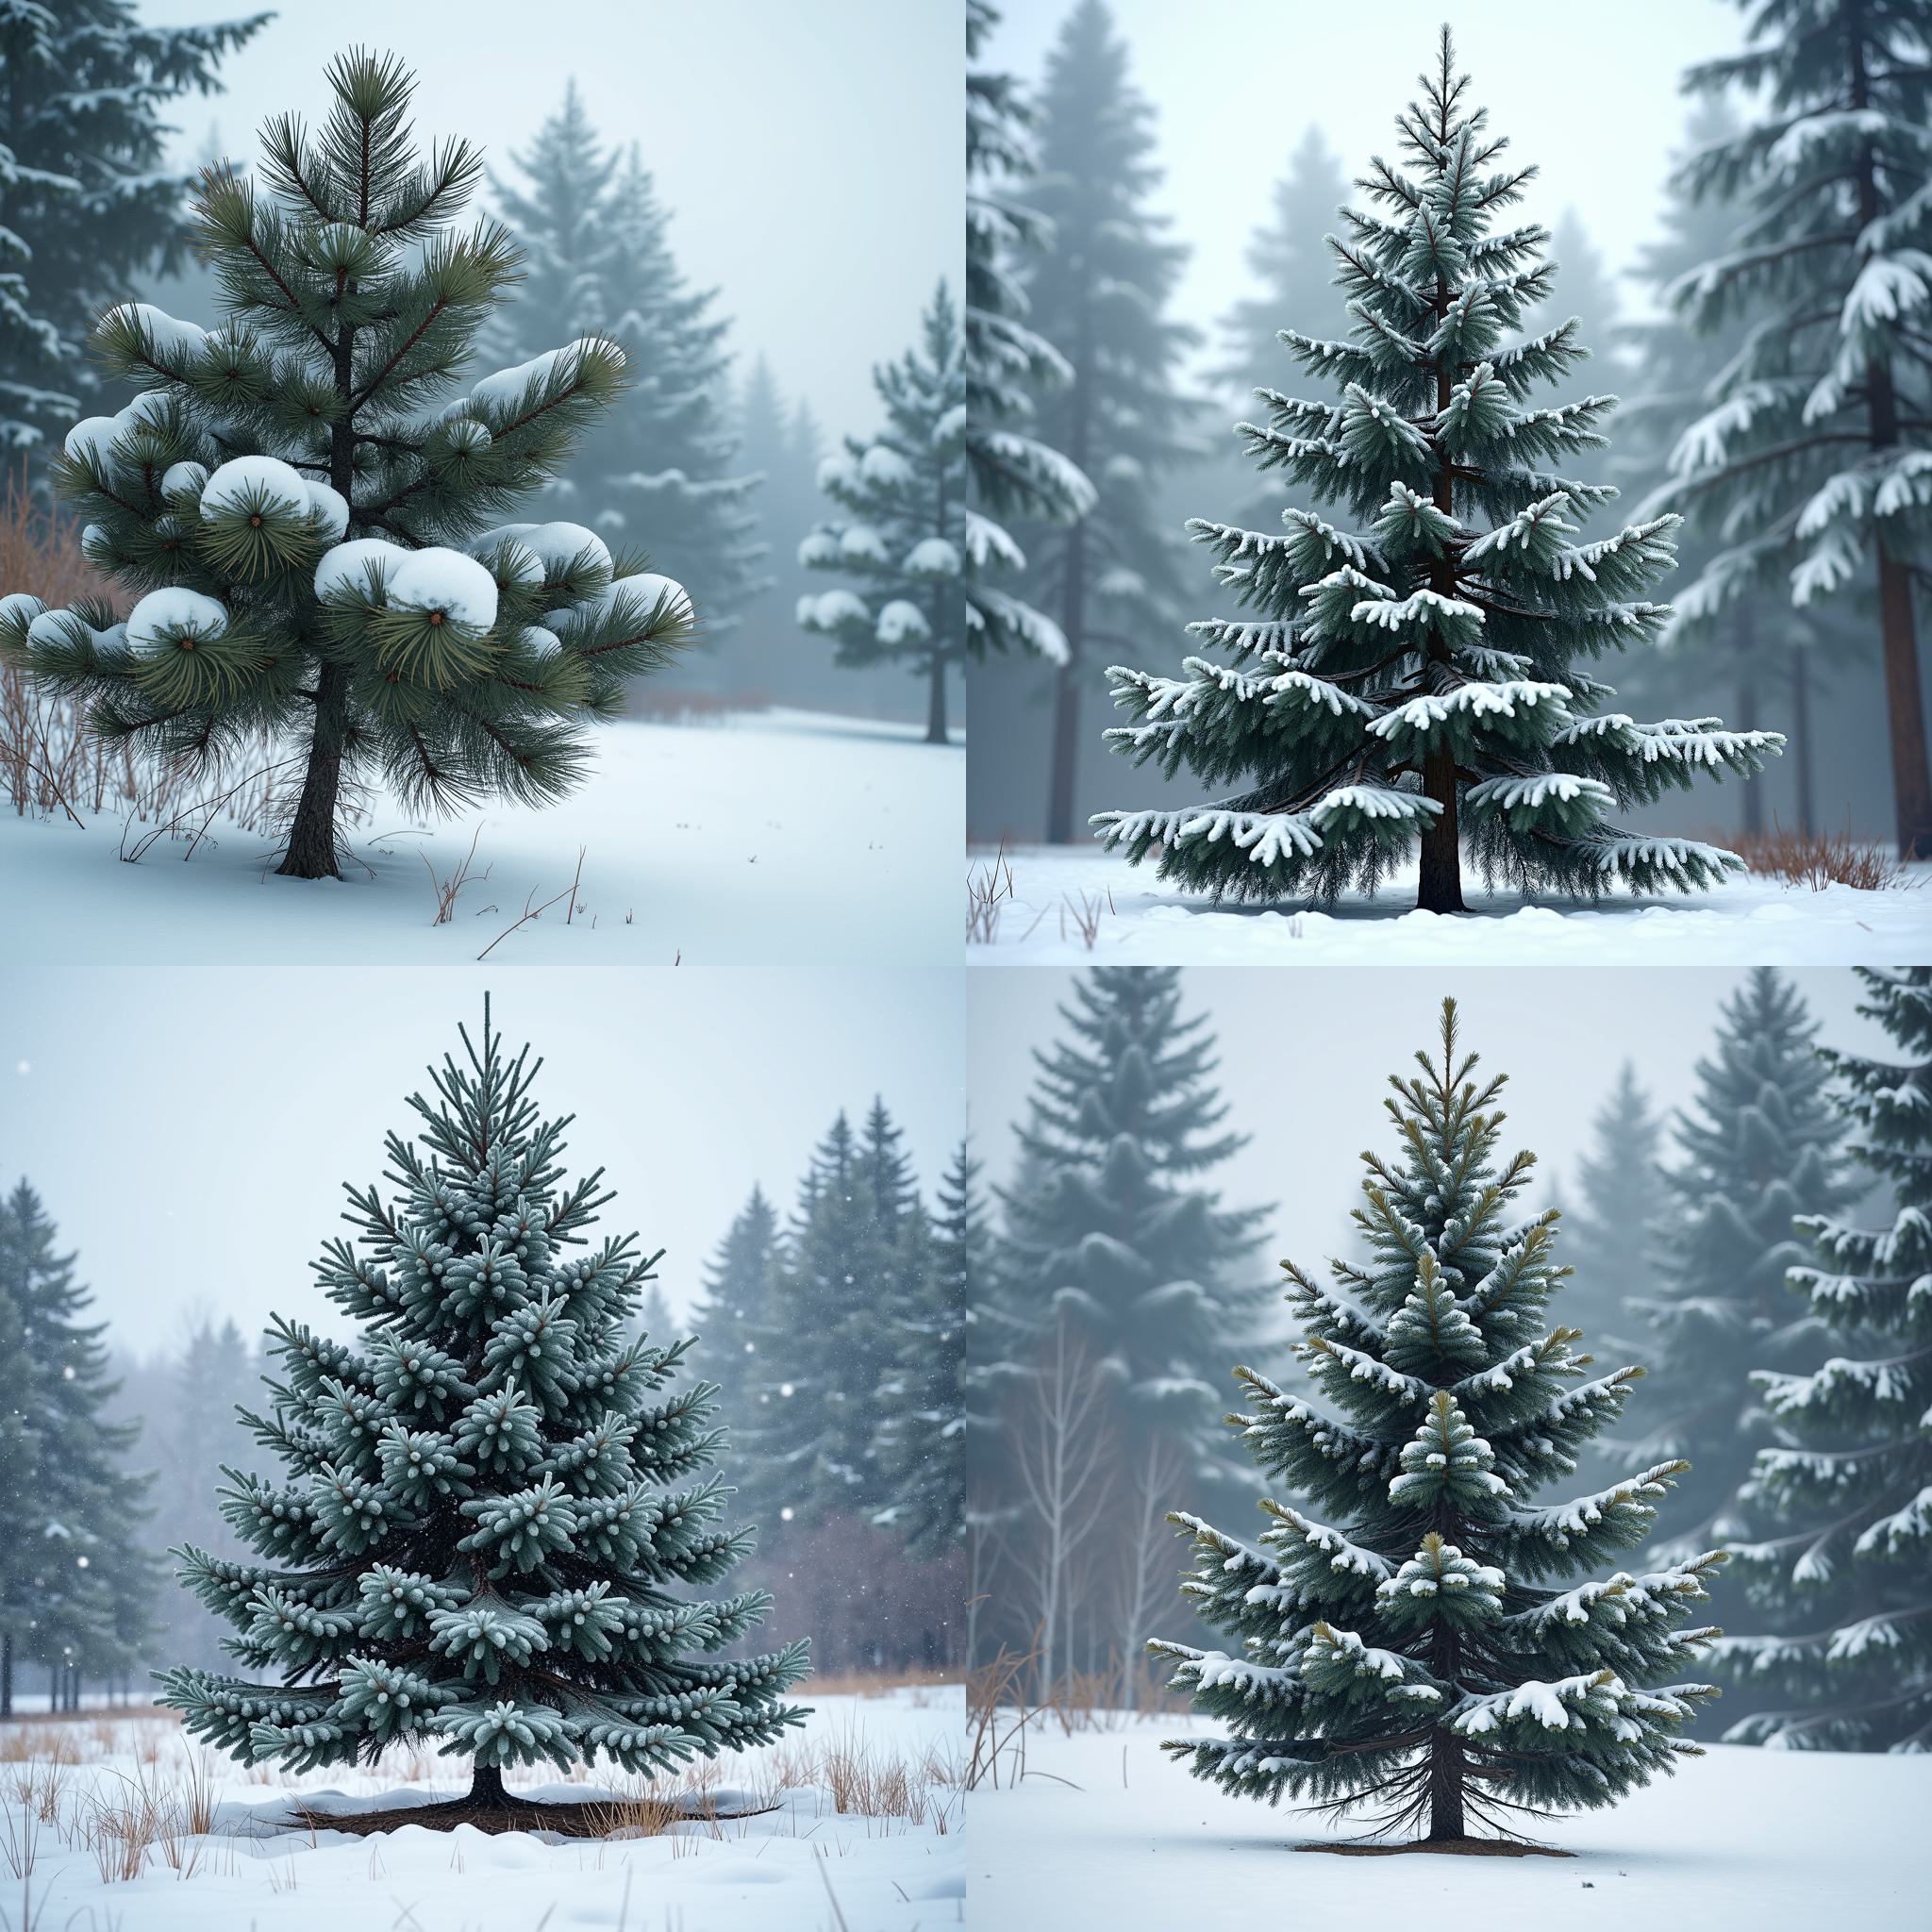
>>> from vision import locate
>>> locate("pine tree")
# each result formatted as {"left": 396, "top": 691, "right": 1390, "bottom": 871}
{"left": 1021, "top": 0, "right": 1198, "bottom": 842}
{"left": 963, "top": 0, "right": 1094, "bottom": 665}
{"left": 692, "top": 1187, "right": 777, "bottom": 1379}
{"left": 798, "top": 282, "right": 966, "bottom": 743}
{"left": 1662, "top": 0, "right": 1932, "bottom": 856}
{"left": 1722, "top": 967, "right": 1932, "bottom": 1750}
{"left": 1630, "top": 970, "right": 1858, "bottom": 1559}
{"left": 0, "top": 1, "right": 267, "bottom": 460}
{"left": 0, "top": 1181, "right": 157, "bottom": 1706}
{"left": 0, "top": 1264, "right": 32, "bottom": 1714}
{"left": 492, "top": 97, "right": 766, "bottom": 645}
{"left": 1097, "top": 29, "right": 1780, "bottom": 913}
{"left": 1566, "top": 1062, "right": 1670, "bottom": 1353}
{"left": 0, "top": 51, "right": 694, "bottom": 881}
{"left": 1153, "top": 999, "right": 1724, "bottom": 1844}
{"left": 735, "top": 362, "right": 822, "bottom": 698}
{"left": 154, "top": 1000, "right": 808, "bottom": 1813}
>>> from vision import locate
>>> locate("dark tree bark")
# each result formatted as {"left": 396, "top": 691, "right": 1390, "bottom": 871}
{"left": 926, "top": 654, "right": 948, "bottom": 745}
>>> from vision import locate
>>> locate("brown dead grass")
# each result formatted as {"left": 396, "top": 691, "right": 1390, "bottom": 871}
{"left": 1728, "top": 818, "right": 1921, "bottom": 891}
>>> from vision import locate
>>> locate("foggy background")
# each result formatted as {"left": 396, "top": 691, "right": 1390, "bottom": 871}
{"left": 1, "top": 963, "right": 964, "bottom": 1354}
{"left": 967, "top": 0, "right": 1918, "bottom": 845}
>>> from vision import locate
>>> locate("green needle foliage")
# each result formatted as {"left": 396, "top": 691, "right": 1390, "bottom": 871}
{"left": 0, "top": 49, "right": 694, "bottom": 880}
{"left": 1153, "top": 999, "right": 1724, "bottom": 1844}
{"left": 155, "top": 999, "right": 808, "bottom": 1805}
{"left": 1098, "top": 29, "right": 1779, "bottom": 913}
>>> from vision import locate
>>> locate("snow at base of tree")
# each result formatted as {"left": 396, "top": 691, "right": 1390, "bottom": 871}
{"left": 963, "top": 843, "right": 1932, "bottom": 965}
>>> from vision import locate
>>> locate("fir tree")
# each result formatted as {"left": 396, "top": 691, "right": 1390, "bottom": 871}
{"left": 1566, "top": 1062, "right": 1669, "bottom": 1353}
{"left": 1662, "top": 0, "right": 1932, "bottom": 856}
{"left": 963, "top": 0, "right": 1094, "bottom": 665}
{"left": 0, "top": 51, "right": 694, "bottom": 881}
{"left": 1153, "top": 999, "right": 1724, "bottom": 1844}
{"left": 1630, "top": 971, "right": 1858, "bottom": 1558}
{"left": 798, "top": 282, "right": 966, "bottom": 743}
{"left": 1723, "top": 967, "right": 1932, "bottom": 1750}
{"left": 692, "top": 1187, "right": 777, "bottom": 1379}
{"left": 1020, "top": 0, "right": 1198, "bottom": 842}
{"left": 736, "top": 362, "right": 822, "bottom": 696}
{"left": 155, "top": 1000, "right": 808, "bottom": 1813}
{"left": 0, "top": 1, "right": 267, "bottom": 459}
{"left": 0, "top": 1181, "right": 156, "bottom": 1706}
{"left": 492, "top": 96, "right": 766, "bottom": 644}
{"left": 1536, "top": 212, "right": 1622, "bottom": 497}
{"left": 1097, "top": 29, "right": 1779, "bottom": 913}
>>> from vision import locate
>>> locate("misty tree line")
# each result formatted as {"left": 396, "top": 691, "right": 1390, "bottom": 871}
{"left": 968, "top": 967, "right": 1932, "bottom": 1752}
{"left": 0, "top": 1096, "right": 963, "bottom": 1710}
{"left": 0, "top": 4, "right": 956, "bottom": 730}
{"left": 965, "top": 0, "right": 1932, "bottom": 850}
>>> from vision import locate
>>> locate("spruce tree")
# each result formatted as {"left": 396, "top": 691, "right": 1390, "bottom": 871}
{"left": 736, "top": 362, "right": 824, "bottom": 697}
{"left": 1097, "top": 29, "right": 1779, "bottom": 913}
{"left": 154, "top": 1000, "right": 808, "bottom": 1813}
{"left": 1153, "top": 1000, "right": 1724, "bottom": 1844}
{"left": 1536, "top": 212, "right": 1622, "bottom": 497}
{"left": 0, "top": 1, "right": 266, "bottom": 460}
{"left": 691, "top": 1187, "right": 777, "bottom": 1377}
{"left": 0, "top": 51, "right": 694, "bottom": 881}
{"left": 798, "top": 282, "right": 966, "bottom": 743}
{"left": 492, "top": 95, "right": 766, "bottom": 644}
{"left": 964, "top": 0, "right": 1095, "bottom": 664}
{"left": 1566, "top": 1062, "right": 1669, "bottom": 1353}
{"left": 0, "top": 1181, "right": 156, "bottom": 1704}
{"left": 1723, "top": 967, "right": 1932, "bottom": 1750}
{"left": 1663, "top": 0, "right": 1932, "bottom": 858}
{"left": 1629, "top": 971, "right": 1858, "bottom": 1558}
{"left": 1021, "top": 0, "right": 1198, "bottom": 842}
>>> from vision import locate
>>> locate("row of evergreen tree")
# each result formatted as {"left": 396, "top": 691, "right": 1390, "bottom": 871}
{"left": 969, "top": 966, "right": 1931, "bottom": 1751}
{"left": 965, "top": 0, "right": 1932, "bottom": 853}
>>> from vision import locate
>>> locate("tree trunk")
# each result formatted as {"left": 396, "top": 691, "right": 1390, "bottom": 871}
{"left": 925, "top": 654, "right": 948, "bottom": 745}
{"left": 468, "top": 1759, "right": 509, "bottom": 1808}
{"left": 276, "top": 658, "right": 351, "bottom": 877}
{"left": 1416, "top": 739, "right": 1464, "bottom": 913}
{"left": 1738, "top": 662, "right": 1763, "bottom": 838}
{"left": 1875, "top": 544, "right": 1932, "bottom": 856}
{"left": 2, "top": 1631, "right": 11, "bottom": 1719}
{"left": 1790, "top": 643, "right": 1814, "bottom": 838}
{"left": 1045, "top": 532, "right": 1086, "bottom": 844}
{"left": 1425, "top": 1731, "right": 1467, "bottom": 1840}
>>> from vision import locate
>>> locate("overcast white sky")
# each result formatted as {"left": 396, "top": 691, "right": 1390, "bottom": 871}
{"left": 968, "top": 967, "right": 1890, "bottom": 1283}
{"left": 989, "top": 0, "right": 1753, "bottom": 379}
{"left": 1, "top": 965, "right": 963, "bottom": 1357}
{"left": 142, "top": 0, "right": 960, "bottom": 435}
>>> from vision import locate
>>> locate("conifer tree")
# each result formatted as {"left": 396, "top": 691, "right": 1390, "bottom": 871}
{"left": 798, "top": 282, "right": 966, "bottom": 742}
{"left": 0, "top": 1181, "right": 156, "bottom": 1705}
{"left": 0, "top": 1, "right": 266, "bottom": 459}
{"left": 1566, "top": 1062, "right": 1669, "bottom": 1352}
{"left": 1097, "top": 29, "right": 1779, "bottom": 913}
{"left": 964, "top": 0, "right": 1094, "bottom": 664}
{"left": 1536, "top": 212, "right": 1622, "bottom": 497}
{"left": 1154, "top": 1000, "right": 1724, "bottom": 1844}
{"left": 155, "top": 1001, "right": 808, "bottom": 1813}
{"left": 1021, "top": 0, "right": 1198, "bottom": 842}
{"left": 492, "top": 95, "right": 766, "bottom": 642}
{"left": 1662, "top": 0, "right": 1932, "bottom": 855}
{"left": 691, "top": 1186, "right": 777, "bottom": 1376}
{"left": 1723, "top": 967, "right": 1932, "bottom": 1750}
{"left": 1629, "top": 971, "right": 1858, "bottom": 1558}
{"left": 0, "top": 51, "right": 694, "bottom": 881}
{"left": 736, "top": 363, "right": 824, "bottom": 697}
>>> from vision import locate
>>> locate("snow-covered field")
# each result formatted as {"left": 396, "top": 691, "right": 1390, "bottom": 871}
{"left": 0, "top": 1685, "right": 962, "bottom": 1932}
{"left": 1, "top": 709, "right": 960, "bottom": 969}
{"left": 966, "top": 843, "right": 1932, "bottom": 964}
{"left": 969, "top": 1709, "right": 1927, "bottom": 1931}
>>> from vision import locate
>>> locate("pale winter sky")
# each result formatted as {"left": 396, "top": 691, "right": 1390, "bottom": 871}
{"left": 967, "top": 967, "right": 1890, "bottom": 1293}
{"left": 0, "top": 965, "right": 964, "bottom": 1358}
{"left": 141, "top": 0, "right": 961, "bottom": 436}
{"left": 988, "top": 0, "right": 1755, "bottom": 381}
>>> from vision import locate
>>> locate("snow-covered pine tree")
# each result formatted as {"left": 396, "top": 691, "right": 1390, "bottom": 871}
{"left": 1722, "top": 967, "right": 1932, "bottom": 1750}
{"left": 0, "top": 1, "right": 266, "bottom": 460}
{"left": 154, "top": 1000, "right": 808, "bottom": 1816}
{"left": 1629, "top": 970, "right": 1858, "bottom": 1562}
{"left": 0, "top": 50, "right": 693, "bottom": 881}
{"left": 873, "top": 1139, "right": 973, "bottom": 1561}
{"left": 964, "top": 0, "right": 1094, "bottom": 665}
{"left": 491, "top": 96, "right": 766, "bottom": 645}
{"left": 1567, "top": 1062, "right": 1670, "bottom": 1353}
{"left": 1661, "top": 0, "right": 1932, "bottom": 856}
{"left": 1153, "top": 999, "right": 1725, "bottom": 1845}
{"left": 0, "top": 1181, "right": 156, "bottom": 1708}
{"left": 798, "top": 282, "right": 966, "bottom": 743}
{"left": 1021, "top": 0, "right": 1198, "bottom": 843}
{"left": 1097, "top": 28, "right": 1779, "bottom": 914}
{"left": 691, "top": 1186, "right": 777, "bottom": 1378}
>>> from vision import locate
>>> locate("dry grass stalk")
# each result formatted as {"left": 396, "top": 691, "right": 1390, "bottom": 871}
{"left": 966, "top": 843, "right": 1017, "bottom": 943}
{"left": 1729, "top": 817, "right": 1922, "bottom": 891}
{"left": 424, "top": 823, "right": 488, "bottom": 924}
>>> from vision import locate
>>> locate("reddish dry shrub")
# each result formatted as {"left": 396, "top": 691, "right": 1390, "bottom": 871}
{"left": 1730, "top": 819, "right": 1921, "bottom": 891}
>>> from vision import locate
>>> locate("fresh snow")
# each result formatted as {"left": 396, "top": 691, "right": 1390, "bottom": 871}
{"left": 125, "top": 587, "right": 228, "bottom": 652}
{"left": 1, "top": 709, "right": 958, "bottom": 967}
{"left": 466, "top": 338, "right": 623, "bottom": 415}
{"left": 965, "top": 843, "right": 1931, "bottom": 964}
{"left": 972, "top": 1709, "right": 1928, "bottom": 1932}
{"left": 0, "top": 1688, "right": 961, "bottom": 1932}
{"left": 385, "top": 546, "right": 500, "bottom": 629}
{"left": 200, "top": 455, "right": 312, "bottom": 519}
{"left": 314, "top": 536, "right": 406, "bottom": 599}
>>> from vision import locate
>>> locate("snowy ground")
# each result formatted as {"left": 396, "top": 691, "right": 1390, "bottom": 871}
{"left": 970, "top": 1708, "right": 1928, "bottom": 1931}
{"left": 2, "top": 710, "right": 960, "bottom": 969}
{"left": 965, "top": 843, "right": 1932, "bottom": 964}
{"left": 0, "top": 1685, "right": 962, "bottom": 1932}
